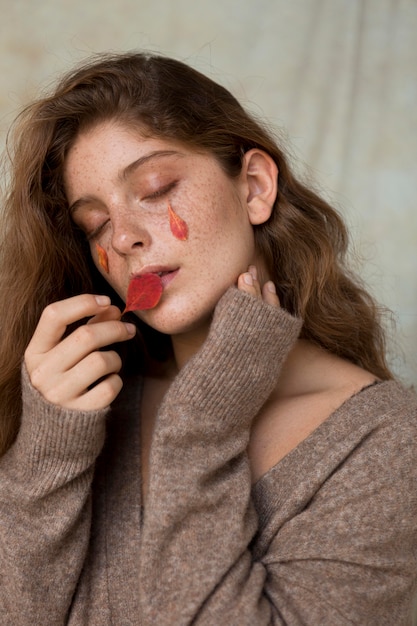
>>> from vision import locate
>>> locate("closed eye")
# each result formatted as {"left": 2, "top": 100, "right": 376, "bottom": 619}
{"left": 80, "top": 181, "right": 178, "bottom": 240}
{"left": 143, "top": 180, "right": 178, "bottom": 201}
{"left": 85, "top": 219, "right": 110, "bottom": 241}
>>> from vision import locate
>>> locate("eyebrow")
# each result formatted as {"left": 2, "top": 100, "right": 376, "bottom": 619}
{"left": 69, "top": 149, "right": 183, "bottom": 215}
{"left": 120, "top": 149, "right": 183, "bottom": 181}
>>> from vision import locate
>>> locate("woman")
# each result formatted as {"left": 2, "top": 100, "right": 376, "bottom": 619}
{"left": 0, "top": 52, "right": 416, "bottom": 625}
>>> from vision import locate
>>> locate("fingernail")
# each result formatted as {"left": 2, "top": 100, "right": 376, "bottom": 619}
{"left": 124, "top": 322, "right": 137, "bottom": 335}
{"left": 266, "top": 281, "right": 276, "bottom": 294}
{"left": 95, "top": 295, "right": 111, "bottom": 306}
{"left": 243, "top": 273, "right": 253, "bottom": 286}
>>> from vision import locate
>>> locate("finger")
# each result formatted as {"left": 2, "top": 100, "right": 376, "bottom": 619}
{"left": 71, "top": 349, "right": 123, "bottom": 392}
{"left": 262, "top": 281, "right": 280, "bottom": 307}
{"left": 237, "top": 265, "right": 262, "bottom": 299}
{"left": 87, "top": 304, "right": 122, "bottom": 325}
{"left": 64, "top": 373, "right": 124, "bottom": 411}
{"left": 40, "top": 349, "right": 123, "bottom": 407}
{"left": 31, "top": 319, "right": 136, "bottom": 378}
{"left": 27, "top": 294, "right": 112, "bottom": 356}
{"left": 248, "top": 265, "right": 258, "bottom": 282}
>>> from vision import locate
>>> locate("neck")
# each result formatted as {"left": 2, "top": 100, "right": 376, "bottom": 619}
{"left": 171, "top": 321, "right": 211, "bottom": 371}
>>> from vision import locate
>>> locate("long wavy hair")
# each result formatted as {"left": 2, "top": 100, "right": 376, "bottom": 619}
{"left": 0, "top": 51, "right": 393, "bottom": 455}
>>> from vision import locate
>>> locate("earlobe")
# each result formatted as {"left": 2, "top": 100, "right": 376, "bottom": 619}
{"left": 242, "top": 149, "right": 278, "bottom": 225}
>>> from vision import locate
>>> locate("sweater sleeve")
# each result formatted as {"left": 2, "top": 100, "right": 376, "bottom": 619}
{"left": 140, "top": 286, "right": 417, "bottom": 626}
{"left": 138, "top": 287, "right": 303, "bottom": 624}
{"left": 139, "top": 288, "right": 417, "bottom": 625}
{"left": 0, "top": 365, "right": 109, "bottom": 626}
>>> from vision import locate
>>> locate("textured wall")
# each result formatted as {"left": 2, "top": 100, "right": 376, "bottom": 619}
{"left": 1, "top": 0, "right": 416, "bottom": 385}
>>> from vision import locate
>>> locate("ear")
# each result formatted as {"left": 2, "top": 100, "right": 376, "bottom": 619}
{"left": 241, "top": 149, "right": 278, "bottom": 225}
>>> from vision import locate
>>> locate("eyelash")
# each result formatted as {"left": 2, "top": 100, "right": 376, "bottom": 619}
{"left": 86, "top": 221, "right": 109, "bottom": 241}
{"left": 85, "top": 180, "right": 179, "bottom": 241}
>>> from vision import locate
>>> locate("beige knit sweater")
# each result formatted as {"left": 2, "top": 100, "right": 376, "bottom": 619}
{"left": 0, "top": 288, "right": 416, "bottom": 625}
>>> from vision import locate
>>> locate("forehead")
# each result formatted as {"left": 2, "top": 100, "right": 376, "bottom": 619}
{"left": 63, "top": 121, "right": 190, "bottom": 191}
{"left": 66, "top": 121, "right": 181, "bottom": 169}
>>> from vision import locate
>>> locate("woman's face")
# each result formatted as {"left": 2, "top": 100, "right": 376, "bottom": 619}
{"left": 64, "top": 120, "right": 263, "bottom": 335}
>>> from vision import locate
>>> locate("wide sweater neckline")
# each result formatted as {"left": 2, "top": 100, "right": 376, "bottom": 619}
{"left": 121, "top": 375, "right": 406, "bottom": 503}
{"left": 251, "top": 378, "right": 412, "bottom": 524}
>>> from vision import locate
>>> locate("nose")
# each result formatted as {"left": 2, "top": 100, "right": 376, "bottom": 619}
{"left": 110, "top": 212, "right": 152, "bottom": 256}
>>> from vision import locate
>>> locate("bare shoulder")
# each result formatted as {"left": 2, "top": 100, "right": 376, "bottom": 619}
{"left": 248, "top": 340, "right": 380, "bottom": 483}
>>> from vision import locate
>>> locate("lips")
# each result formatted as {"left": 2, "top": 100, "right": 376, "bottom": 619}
{"left": 126, "top": 266, "right": 179, "bottom": 307}
{"left": 157, "top": 269, "right": 179, "bottom": 287}
{"left": 132, "top": 265, "right": 178, "bottom": 282}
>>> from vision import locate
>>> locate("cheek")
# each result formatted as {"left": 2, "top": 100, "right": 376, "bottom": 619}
{"left": 188, "top": 182, "right": 244, "bottom": 238}
{"left": 190, "top": 209, "right": 255, "bottom": 278}
{"left": 199, "top": 197, "right": 253, "bottom": 254}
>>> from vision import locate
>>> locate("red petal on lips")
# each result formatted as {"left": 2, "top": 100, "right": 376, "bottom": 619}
{"left": 123, "top": 273, "right": 163, "bottom": 313}
{"left": 168, "top": 202, "right": 188, "bottom": 240}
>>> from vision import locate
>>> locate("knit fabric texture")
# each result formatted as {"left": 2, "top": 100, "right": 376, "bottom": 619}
{"left": 0, "top": 288, "right": 416, "bottom": 625}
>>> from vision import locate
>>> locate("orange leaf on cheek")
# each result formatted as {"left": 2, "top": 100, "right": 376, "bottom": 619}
{"left": 168, "top": 202, "right": 188, "bottom": 240}
{"left": 123, "top": 273, "right": 163, "bottom": 313}
{"left": 96, "top": 243, "right": 109, "bottom": 273}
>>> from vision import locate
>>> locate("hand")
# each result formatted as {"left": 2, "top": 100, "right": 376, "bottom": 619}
{"left": 24, "top": 294, "right": 136, "bottom": 411}
{"left": 237, "top": 265, "right": 280, "bottom": 307}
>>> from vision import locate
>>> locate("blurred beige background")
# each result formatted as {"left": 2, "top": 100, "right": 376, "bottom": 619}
{"left": 1, "top": 0, "right": 416, "bottom": 386}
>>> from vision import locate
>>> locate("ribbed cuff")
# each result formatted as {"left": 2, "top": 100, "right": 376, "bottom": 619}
{"left": 163, "top": 287, "right": 303, "bottom": 423}
{"left": 12, "top": 365, "right": 109, "bottom": 495}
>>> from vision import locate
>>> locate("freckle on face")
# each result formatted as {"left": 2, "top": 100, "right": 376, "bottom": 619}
{"left": 63, "top": 121, "right": 258, "bottom": 337}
